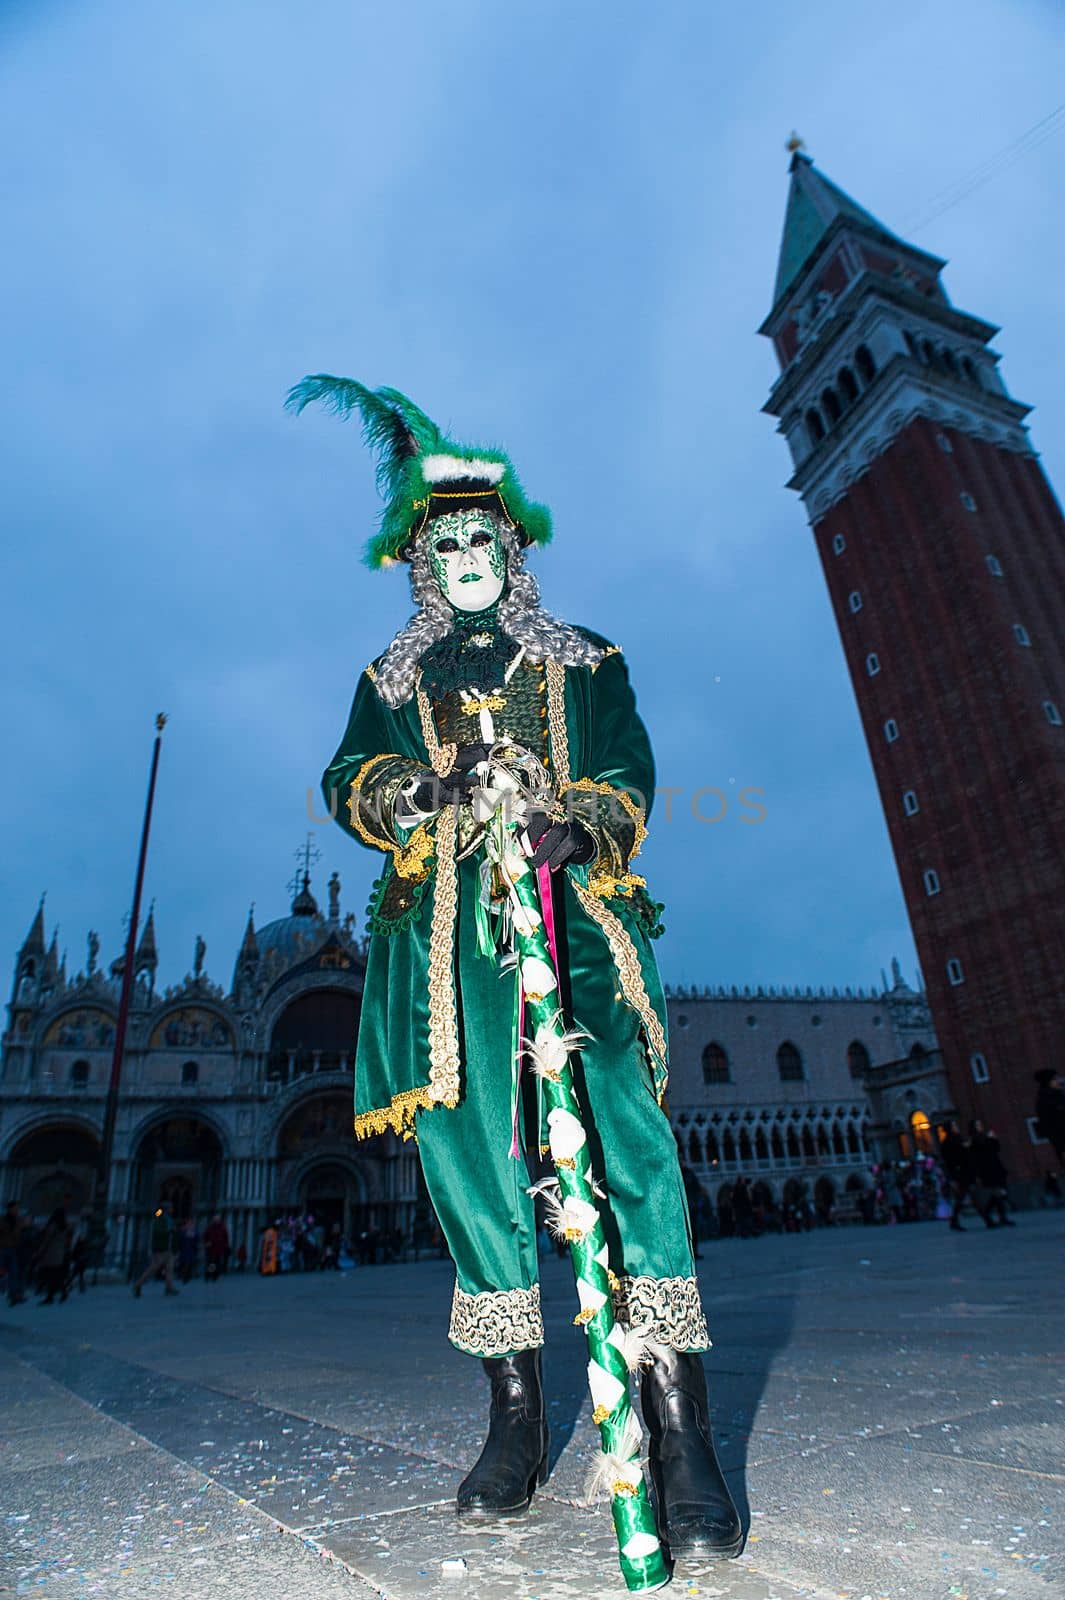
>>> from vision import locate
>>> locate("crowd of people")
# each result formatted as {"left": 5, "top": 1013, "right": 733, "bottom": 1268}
{"left": 686, "top": 1101, "right": 1065, "bottom": 1246}
{"left": 0, "top": 1196, "right": 101, "bottom": 1306}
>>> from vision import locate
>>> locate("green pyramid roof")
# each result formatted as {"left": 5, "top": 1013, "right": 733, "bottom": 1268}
{"left": 772, "top": 152, "right": 905, "bottom": 306}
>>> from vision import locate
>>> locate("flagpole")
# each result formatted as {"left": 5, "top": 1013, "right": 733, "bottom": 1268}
{"left": 93, "top": 713, "right": 168, "bottom": 1253}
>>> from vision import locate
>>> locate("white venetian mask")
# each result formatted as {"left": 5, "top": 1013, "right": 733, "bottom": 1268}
{"left": 426, "top": 510, "right": 507, "bottom": 613}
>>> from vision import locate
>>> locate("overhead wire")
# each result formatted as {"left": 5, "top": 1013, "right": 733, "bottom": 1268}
{"left": 900, "top": 99, "right": 1065, "bottom": 235}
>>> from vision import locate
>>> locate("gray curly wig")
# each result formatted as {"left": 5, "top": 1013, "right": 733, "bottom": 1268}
{"left": 372, "top": 522, "right": 603, "bottom": 707}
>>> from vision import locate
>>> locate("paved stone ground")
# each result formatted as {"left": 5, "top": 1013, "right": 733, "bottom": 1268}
{"left": 1, "top": 1211, "right": 1062, "bottom": 1599}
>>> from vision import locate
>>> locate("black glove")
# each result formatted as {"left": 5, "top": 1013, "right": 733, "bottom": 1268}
{"left": 451, "top": 742, "right": 493, "bottom": 773}
{"left": 407, "top": 769, "right": 478, "bottom": 812}
{"left": 525, "top": 811, "right": 597, "bottom": 871}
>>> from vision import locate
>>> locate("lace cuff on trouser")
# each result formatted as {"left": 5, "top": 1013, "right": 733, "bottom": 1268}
{"left": 449, "top": 1282, "right": 545, "bottom": 1357}
{"left": 611, "top": 1273, "right": 710, "bottom": 1351}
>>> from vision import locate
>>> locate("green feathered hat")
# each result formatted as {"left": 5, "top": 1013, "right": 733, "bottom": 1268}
{"left": 285, "top": 375, "right": 553, "bottom": 570}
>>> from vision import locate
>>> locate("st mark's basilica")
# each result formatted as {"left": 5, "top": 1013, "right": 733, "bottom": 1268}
{"left": 0, "top": 852, "right": 947, "bottom": 1269}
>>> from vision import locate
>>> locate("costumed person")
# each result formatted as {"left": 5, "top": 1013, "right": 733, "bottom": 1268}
{"left": 298, "top": 376, "right": 742, "bottom": 1566}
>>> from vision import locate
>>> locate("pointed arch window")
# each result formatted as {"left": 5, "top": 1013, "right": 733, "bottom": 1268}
{"left": 722, "top": 1129, "right": 737, "bottom": 1166}
{"left": 770, "top": 1126, "right": 785, "bottom": 1162}
{"left": 822, "top": 387, "right": 842, "bottom": 425}
{"left": 806, "top": 407, "right": 826, "bottom": 443}
{"left": 777, "top": 1041, "right": 804, "bottom": 1082}
{"left": 701, "top": 1041, "right": 731, "bottom": 1085}
{"left": 855, "top": 344, "right": 876, "bottom": 384}
{"left": 738, "top": 1128, "right": 753, "bottom": 1164}
{"left": 786, "top": 1125, "right": 800, "bottom": 1160}
{"left": 687, "top": 1128, "right": 703, "bottom": 1164}
{"left": 847, "top": 1040, "right": 871, "bottom": 1079}
{"left": 754, "top": 1127, "right": 769, "bottom": 1162}
{"left": 838, "top": 366, "right": 858, "bottom": 406}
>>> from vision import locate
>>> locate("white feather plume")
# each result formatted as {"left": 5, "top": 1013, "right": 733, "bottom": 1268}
{"left": 421, "top": 454, "right": 506, "bottom": 485}
{"left": 526, "top": 1178, "right": 598, "bottom": 1241}
{"left": 583, "top": 1409, "right": 645, "bottom": 1504}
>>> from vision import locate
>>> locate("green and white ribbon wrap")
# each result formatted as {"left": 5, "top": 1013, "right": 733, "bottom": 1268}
{"left": 478, "top": 785, "right": 669, "bottom": 1594}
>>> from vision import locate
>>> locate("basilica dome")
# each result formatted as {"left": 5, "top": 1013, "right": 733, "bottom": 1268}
{"left": 232, "top": 874, "right": 324, "bottom": 990}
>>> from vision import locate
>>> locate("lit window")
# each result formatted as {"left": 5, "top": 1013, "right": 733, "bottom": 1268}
{"left": 1013, "top": 623, "right": 1031, "bottom": 647}
{"left": 884, "top": 718, "right": 899, "bottom": 742}
{"left": 970, "top": 1052, "right": 990, "bottom": 1083}
{"left": 848, "top": 590, "right": 862, "bottom": 613}
{"left": 985, "top": 554, "right": 1003, "bottom": 576}
{"left": 936, "top": 432, "right": 953, "bottom": 454}
{"left": 866, "top": 652, "right": 880, "bottom": 675}
{"left": 832, "top": 532, "right": 846, "bottom": 554}
{"left": 960, "top": 491, "right": 978, "bottom": 511}
{"left": 923, "top": 868, "right": 940, "bottom": 895}
{"left": 1045, "top": 701, "right": 1063, "bottom": 727}
{"left": 903, "top": 790, "right": 919, "bottom": 816}
{"left": 946, "top": 957, "right": 965, "bottom": 985}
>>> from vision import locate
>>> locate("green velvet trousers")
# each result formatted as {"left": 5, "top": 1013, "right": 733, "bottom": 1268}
{"left": 414, "top": 867, "right": 708, "bottom": 1360}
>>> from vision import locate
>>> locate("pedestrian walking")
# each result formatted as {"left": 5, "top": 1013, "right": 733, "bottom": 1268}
{"left": 176, "top": 1216, "right": 199, "bottom": 1282}
{"left": 970, "top": 1121, "right": 1015, "bottom": 1228}
{"left": 1033, "top": 1069, "right": 1065, "bottom": 1167}
{"left": 35, "top": 1204, "right": 72, "bottom": 1303}
{"left": 203, "top": 1213, "right": 230, "bottom": 1281}
{"left": 0, "top": 1200, "right": 27, "bottom": 1305}
{"left": 132, "top": 1202, "right": 179, "bottom": 1296}
{"left": 939, "top": 1120, "right": 972, "bottom": 1231}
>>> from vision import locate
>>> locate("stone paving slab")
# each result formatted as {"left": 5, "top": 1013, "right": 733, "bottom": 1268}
{"left": 303, "top": 1499, "right": 824, "bottom": 1600}
{"left": 2, "top": 1213, "right": 1063, "bottom": 1599}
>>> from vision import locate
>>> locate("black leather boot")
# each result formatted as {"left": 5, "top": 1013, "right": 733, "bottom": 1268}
{"left": 641, "top": 1347, "right": 743, "bottom": 1558}
{"left": 456, "top": 1349, "right": 549, "bottom": 1518}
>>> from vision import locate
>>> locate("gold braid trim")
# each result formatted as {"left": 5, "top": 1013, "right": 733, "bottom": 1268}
{"left": 426, "top": 804, "right": 461, "bottom": 1106}
{"left": 564, "top": 776, "right": 648, "bottom": 860}
{"left": 571, "top": 879, "right": 668, "bottom": 1078}
{"left": 545, "top": 658, "right": 571, "bottom": 788}
{"left": 416, "top": 678, "right": 457, "bottom": 777}
{"left": 365, "top": 661, "right": 378, "bottom": 683}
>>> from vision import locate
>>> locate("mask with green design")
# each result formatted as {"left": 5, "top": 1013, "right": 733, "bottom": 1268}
{"left": 426, "top": 510, "right": 507, "bottom": 613}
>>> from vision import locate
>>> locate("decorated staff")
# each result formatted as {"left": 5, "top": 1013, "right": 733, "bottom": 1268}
{"left": 304, "top": 377, "right": 743, "bottom": 1586}
{"left": 476, "top": 774, "right": 667, "bottom": 1590}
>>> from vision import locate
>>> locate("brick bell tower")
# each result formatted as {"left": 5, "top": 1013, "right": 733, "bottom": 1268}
{"left": 760, "top": 147, "right": 1065, "bottom": 1188}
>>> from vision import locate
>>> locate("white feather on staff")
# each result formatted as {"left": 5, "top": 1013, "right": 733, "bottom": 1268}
{"left": 525, "top": 1021, "right": 592, "bottom": 1085}
{"left": 525, "top": 1178, "right": 600, "bottom": 1242}
{"left": 520, "top": 955, "right": 558, "bottom": 1002}
{"left": 583, "top": 1408, "right": 645, "bottom": 1504}
{"left": 606, "top": 1319, "right": 656, "bottom": 1372}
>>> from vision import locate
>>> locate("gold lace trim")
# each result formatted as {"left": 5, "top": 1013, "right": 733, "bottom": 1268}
{"left": 449, "top": 1283, "right": 545, "bottom": 1356}
{"left": 571, "top": 880, "right": 668, "bottom": 1077}
{"left": 394, "top": 821, "right": 435, "bottom": 883}
{"left": 427, "top": 804, "right": 461, "bottom": 1106}
{"left": 586, "top": 870, "right": 647, "bottom": 900}
{"left": 354, "top": 1085, "right": 433, "bottom": 1142}
{"left": 565, "top": 776, "right": 648, "bottom": 860}
{"left": 545, "top": 658, "right": 571, "bottom": 788}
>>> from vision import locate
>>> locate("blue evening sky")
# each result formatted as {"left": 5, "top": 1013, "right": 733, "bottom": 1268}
{"left": 2, "top": 0, "right": 1062, "bottom": 996}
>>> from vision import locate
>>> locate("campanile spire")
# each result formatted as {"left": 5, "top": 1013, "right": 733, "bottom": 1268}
{"left": 760, "top": 156, "right": 1065, "bottom": 1188}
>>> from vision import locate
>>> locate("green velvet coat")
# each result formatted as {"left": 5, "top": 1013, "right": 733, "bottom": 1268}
{"left": 322, "top": 632, "right": 669, "bottom": 1142}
